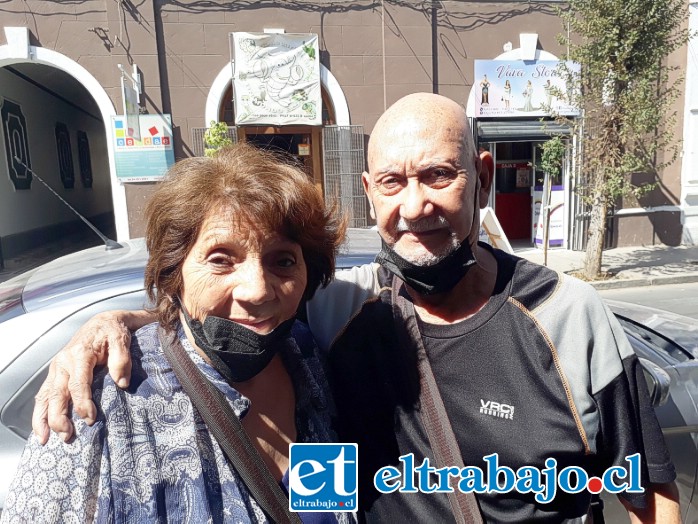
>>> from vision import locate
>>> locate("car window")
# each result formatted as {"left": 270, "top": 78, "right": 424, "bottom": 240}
{"left": 0, "top": 291, "right": 147, "bottom": 440}
{"left": 615, "top": 314, "right": 693, "bottom": 363}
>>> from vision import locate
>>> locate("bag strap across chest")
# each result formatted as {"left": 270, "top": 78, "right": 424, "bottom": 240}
{"left": 390, "top": 278, "right": 484, "bottom": 524}
{"left": 159, "top": 326, "right": 302, "bottom": 524}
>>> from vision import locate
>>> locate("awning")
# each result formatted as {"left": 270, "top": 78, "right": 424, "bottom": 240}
{"left": 477, "top": 120, "right": 572, "bottom": 142}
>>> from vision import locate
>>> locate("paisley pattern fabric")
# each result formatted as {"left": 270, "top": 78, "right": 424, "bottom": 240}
{"left": 2, "top": 322, "right": 352, "bottom": 524}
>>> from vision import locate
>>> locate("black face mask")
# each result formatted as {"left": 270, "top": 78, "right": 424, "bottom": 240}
{"left": 376, "top": 237, "right": 477, "bottom": 296}
{"left": 180, "top": 304, "right": 295, "bottom": 383}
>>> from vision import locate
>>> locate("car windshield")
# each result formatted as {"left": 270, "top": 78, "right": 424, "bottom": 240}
{"left": 0, "top": 269, "right": 37, "bottom": 323}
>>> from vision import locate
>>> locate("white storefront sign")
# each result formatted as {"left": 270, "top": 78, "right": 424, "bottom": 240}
{"left": 231, "top": 32, "right": 321, "bottom": 126}
{"left": 474, "top": 60, "right": 580, "bottom": 118}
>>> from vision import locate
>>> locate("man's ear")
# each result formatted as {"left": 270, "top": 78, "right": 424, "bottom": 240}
{"left": 362, "top": 171, "right": 376, "bottom": 219}
{"left": 477, "top": 155, "right": 493, "bottom": 209}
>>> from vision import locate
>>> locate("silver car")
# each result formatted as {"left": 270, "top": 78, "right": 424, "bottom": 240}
{"left": 0, "top": 236, "right": 696, "bottom": 522}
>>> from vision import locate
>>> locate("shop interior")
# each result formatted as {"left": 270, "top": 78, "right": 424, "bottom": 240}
{"left": 484, "top": 140, "right": 564, "bottom": 246}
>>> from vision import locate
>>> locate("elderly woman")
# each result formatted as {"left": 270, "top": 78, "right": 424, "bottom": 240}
{"left": 1, "top": 144, "right": 349, "bottom": 523}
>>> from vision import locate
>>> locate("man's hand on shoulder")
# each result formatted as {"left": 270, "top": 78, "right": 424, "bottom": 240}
{"left": 32, "top": 309, "right": 154, "bottom": 444}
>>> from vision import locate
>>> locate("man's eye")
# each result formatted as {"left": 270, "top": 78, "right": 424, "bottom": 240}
{"left": 376, "top": 177, "right": 404, "bottom": 195}
{"left": 426, "top": 169, "right": 456, "bottom": 186}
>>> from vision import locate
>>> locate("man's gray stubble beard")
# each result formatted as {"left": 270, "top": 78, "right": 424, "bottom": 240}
{"left": 393, "top": 216, "right": 461, "bottom": 266}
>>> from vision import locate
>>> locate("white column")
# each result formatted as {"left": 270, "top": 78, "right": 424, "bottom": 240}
{"left": 681, "top": 3, "right": 698, "bottom": 244}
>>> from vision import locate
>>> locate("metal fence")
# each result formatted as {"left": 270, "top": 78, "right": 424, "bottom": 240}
{"left": 322, "top": 125, "right": 367, "bottom": 227}
{"left": 569, "top": 120, "right": 616, "bottom": 251}
{"left": 190, "top": 126, "right": 239, "bottom": 157}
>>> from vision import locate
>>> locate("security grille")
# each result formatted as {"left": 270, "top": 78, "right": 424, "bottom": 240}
{"left": 190, "top": 126, "right": 238, "bottom": 157}
{"left": 322, "top": 125, "right": 367, "bottom": 227}
{"left": 570, "top": 120, "right": 615, "bottom": 251}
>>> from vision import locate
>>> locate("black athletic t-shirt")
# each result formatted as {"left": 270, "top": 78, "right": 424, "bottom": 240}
{"left": 328, "top": 245, "right": 675, "bottom": 523}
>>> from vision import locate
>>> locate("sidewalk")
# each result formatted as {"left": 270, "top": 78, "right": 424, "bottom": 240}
{"left": 345, "top": 228, "right": 698, "bottom": 291}
{"left": 515, "top": 243, "right": 698, "bottom": 290}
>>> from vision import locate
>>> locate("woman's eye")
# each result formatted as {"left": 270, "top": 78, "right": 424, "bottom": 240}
{"left": 277, "top": 256, "right": 296, "bottom": 268}
{"left": 207, "top": 254, "right": 232, "bottom": 266}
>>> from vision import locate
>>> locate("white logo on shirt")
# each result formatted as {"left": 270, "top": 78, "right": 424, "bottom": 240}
{"left": 480, "top": 399, "right": 515, "bottom": 420}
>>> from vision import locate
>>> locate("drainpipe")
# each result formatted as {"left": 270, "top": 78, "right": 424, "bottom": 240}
{"left": 152, "top": 0, "right": 172, "bottom": 115}
{"left": 431, "top": 3, "right": 438, "bottom": 94}
{"left": 381, "top": 0, "right": 387, "bottom": 111}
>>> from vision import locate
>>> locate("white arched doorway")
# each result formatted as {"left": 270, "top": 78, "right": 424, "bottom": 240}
{"left": 205, "top": 62, "right": 350, "bottom": 126}
{"left": 0, "top": 27, "right": 128, "bottom": 240}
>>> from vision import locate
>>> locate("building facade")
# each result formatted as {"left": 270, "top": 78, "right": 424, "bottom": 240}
{"left": 0, "top": 0, "right": 692, "bottom": 257}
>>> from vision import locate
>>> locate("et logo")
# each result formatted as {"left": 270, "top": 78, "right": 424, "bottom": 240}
{"left": 288, "top": 443, "right": 358, "bottom": 512}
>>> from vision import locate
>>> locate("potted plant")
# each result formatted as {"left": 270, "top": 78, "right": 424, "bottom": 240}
{"left": 203, "top": 121, "right": 233, "bottom": 157}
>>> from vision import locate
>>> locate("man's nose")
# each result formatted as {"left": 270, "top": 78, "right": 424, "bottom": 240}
{"left": 231, "top": 259, "right": 274, "bottom": 305}
{"left": 400, "top": 180, "right": 434, "bottom": 221}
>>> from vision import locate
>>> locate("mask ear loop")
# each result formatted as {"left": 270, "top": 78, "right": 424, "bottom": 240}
{"left": 467, "top": 175, "right": 482, "bottom": 246}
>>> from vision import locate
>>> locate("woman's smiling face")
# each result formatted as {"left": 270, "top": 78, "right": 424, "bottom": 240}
{"left": 180, "top": 208, "right": 307, "bottom": 335}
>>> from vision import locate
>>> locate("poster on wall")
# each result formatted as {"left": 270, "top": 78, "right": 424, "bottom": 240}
{"left": 474, "top": 60, "right": 580, "bottom": 118}
{"left": 231, "top": 32, "right": 322, "bottom": 126}
{"left": 121, "top": 76, "right": 141, "bottom": 142}
{"left": 533, "top": 186, "right": 565, "bottom": 247}
{"left": 112, "top": 114, "right": 174, "bottom": 183}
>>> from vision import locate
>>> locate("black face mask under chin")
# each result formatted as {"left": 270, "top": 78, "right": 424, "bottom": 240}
{"left": 180, "top": 305, "right": 295, "bottom": 383}
{"left": 375, "top": 237, "right": 477, "bottom": 295}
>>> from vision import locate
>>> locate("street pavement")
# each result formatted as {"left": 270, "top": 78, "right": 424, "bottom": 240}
{"left": 3, "top": 228, "right": 698, "bottom": 292}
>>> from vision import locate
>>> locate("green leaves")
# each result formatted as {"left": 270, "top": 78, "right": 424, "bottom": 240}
{"left": 540, "top": 137, "right": 566, "bottom": 177}
{"left": 204, "top": 121, "right": 233, "bottom": 157}
{"left": 559, "top": 0, "right": 689, "bottom": 202}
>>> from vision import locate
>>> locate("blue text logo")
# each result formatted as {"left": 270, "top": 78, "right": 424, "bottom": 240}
{"left": 289, "top": 443, "right": 358, "bottom": 512}
{"left": 374, "top": 452, "right": 644, "bottom": 503}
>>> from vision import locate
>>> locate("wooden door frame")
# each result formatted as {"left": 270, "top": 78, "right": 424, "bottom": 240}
{"left": 237, "top": 126, "right": 324, "bottom": 194}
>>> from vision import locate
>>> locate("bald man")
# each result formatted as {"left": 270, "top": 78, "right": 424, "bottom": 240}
{"left": 35, "top": 94, "right": 678, "bottom": 523}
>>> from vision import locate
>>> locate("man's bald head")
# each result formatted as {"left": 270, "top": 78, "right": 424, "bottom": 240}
{"left": 367, "top": 93, "right": 475, "bottom": 169}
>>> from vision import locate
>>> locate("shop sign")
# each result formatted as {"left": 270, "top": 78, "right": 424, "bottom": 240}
{"left": 533, "top": 185, "right": 565, "bottom": 247}
{"left": 231, "top": 32, "right": 321, "bottom": 126}
{"left": 112, "top": 114, "right": 174, "bottom": 183}
{"left": 474, "top": 60, "right": 580, "bottom": 118}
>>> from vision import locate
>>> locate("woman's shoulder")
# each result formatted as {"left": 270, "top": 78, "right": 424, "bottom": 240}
{"left": 88, "top": 322, "right": 189, "bottom": 418}
{"left": 132, "top": 321, "right": 162, "bottom": 353}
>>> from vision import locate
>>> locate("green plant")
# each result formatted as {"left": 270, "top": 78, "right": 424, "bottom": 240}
{"left": 539, "top": 137, "right": 567, "bottom": 264}
{"left": 540, "top": 136, "right": 565, "bottom": 178}
{"left": 555, "top": 0, "right": 692, "bottom": 279}
{"left": 203, "top": 121, "right": 233, "bottom": 157}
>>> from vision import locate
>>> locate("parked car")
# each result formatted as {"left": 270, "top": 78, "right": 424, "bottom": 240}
{"left": 0, "top": 233, "right": 696, "bottom": 522}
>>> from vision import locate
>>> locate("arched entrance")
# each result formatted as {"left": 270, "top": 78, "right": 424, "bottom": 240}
{"left": 199, "top": 64, "right": 367, "bottom": 230}
{"left": 205, "top": 63, "right": 350, "bottom": 126}
{"left": 202, "top": 62, "right": 352, "bottom": 192}
{"left": 0, "top": 27, "right": 128, "bottom": 241}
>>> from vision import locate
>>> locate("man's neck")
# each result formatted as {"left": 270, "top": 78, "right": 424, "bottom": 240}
{"left": 410, "top": 245, "right": 498, "bottom": 325}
